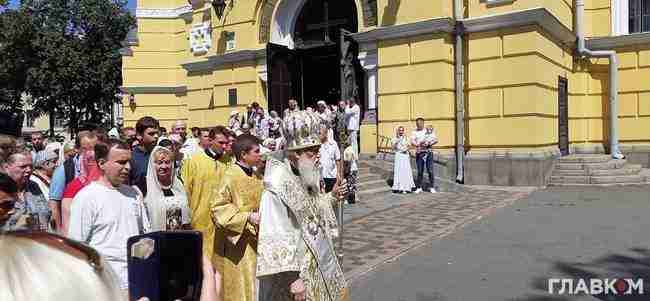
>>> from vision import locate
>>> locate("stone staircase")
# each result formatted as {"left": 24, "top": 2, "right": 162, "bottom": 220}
{"left": 548, "top": 154, "right": 650, "bottom": 186}
{"left": 356, "top": 161, "right": 392, "bottom": 197}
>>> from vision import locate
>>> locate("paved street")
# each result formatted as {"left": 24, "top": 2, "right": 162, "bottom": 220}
{"left": 348, "top": 184, "right": 650, "bottom": 301}
{"left": 341, "top": 186, "right": 530, "bottom": 281}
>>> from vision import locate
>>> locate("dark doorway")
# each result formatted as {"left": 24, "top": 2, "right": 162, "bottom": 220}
{"left": 267, "top": 43, "right": 299, "bottom": 116}
{"left": 558, "top": 76, "right": 569, "bottom": 156}
{"left": 266, "top": 0, "right": 363, "bottom": 117}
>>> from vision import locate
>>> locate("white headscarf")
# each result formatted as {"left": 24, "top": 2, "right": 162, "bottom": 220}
{"left": 144, "top": 146, "right": 190, "bottom": 231}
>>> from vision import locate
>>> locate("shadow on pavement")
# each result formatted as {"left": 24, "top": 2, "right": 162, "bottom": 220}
{"left": 520, "top": 247, "right": 650, "bottom": 301}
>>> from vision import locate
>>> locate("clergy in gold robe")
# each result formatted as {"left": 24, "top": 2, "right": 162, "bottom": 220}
{"left": 257, "top": 110, "right": 347, "bottom": 301}
{"left": 180, "top": 126, "right": 229, "bottom": 271}
{"left": 211, "top": 134, "right": 264, "bottom": 301}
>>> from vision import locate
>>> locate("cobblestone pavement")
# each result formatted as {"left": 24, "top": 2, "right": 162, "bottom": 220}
{"left": 340, "top": 188, "right": 531, "bottom": 282}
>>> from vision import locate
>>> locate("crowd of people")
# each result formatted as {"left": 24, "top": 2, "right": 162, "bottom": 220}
{"left": 0, "top": 98, "right": 363, "bottom": 301}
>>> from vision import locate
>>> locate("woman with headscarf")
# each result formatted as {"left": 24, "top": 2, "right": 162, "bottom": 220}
{"left": 144, "top": 146, "right": 191, "bottom": 231}
{"left": 391, "top": 126, "right": 415, "bottom": 194}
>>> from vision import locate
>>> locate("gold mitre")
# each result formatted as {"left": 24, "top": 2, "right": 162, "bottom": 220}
{"left": 282, "top": 110, "right": 322, "bottom": 150}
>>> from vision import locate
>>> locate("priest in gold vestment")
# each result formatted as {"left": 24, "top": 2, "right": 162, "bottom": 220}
{"left": 211, "top": 134, "right": 264, "bottom": 301}
{"left": 181, "top": 126, "right": 230, "bottom": 271}
{"left": 257, "top": 110, "right": 348, "bottom": 301}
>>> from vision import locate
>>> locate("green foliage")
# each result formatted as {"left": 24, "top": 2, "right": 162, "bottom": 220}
{"left": 0, "top": 0, "right": 135, "bottom": 132}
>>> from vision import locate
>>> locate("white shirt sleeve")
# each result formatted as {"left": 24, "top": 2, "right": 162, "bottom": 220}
{"left": 67, "top": 192, "right": 95, "bottom": 242}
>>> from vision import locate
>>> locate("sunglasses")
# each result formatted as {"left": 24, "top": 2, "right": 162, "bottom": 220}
{"left": 0, "top": 198, "right": 16, "bottom": 211}
{"left": 9, "top": 231, "right": 103, "bottom": 272}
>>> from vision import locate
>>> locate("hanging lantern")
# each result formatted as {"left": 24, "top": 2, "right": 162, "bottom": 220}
{"left": 212, "top": 0, "right": 227, "bottom": 19}
{"left": 128, "top": 93, "right": 136, "bottom": 111}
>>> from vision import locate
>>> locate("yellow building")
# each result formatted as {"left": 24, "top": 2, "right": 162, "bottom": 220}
{"left": 122, "top": 0, "right": 650, "bottom": 186}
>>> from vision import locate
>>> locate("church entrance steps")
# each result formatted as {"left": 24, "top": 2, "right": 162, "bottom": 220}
{"left": 356, "top": 179, "right": 387, "bottom": 191}
{"left": 552, "top": 164, "right": 642, "bottom": 176}
{"left": 357, "top": 174, "right": 383, "bottom": 182}
{"left": 548, "top": 154, "right": 650, "bottom": 186}
{"left": 556, "top": 154, "right": 611, "bottom": 164}
{"left": 554, "top": 159, "right": 626, "bottom": 171}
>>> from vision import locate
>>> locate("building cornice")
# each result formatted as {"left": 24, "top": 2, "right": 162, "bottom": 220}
{"left": 351, "top": 17, "right": 455, "bottom": 43}
{"left": 586, "top": 32, "right": 650, "bottom": 50}
{"left": 121, "top": 85, "right": 188, "bottom": 94}
{"left": 463, "top": 7, "right": 576, "bottom": 46}
{"left": 181, "top": 49, "right": 266, "bottom": 72}
{"left": 136, "top": 5, "right": 193, "bottom": 19}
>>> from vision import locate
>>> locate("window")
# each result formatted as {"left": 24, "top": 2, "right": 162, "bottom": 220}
{"left": 228, "top": 88, "right": 237, "bottom": 106}
{"left": 225, "top": 31, "right": 236, "bottom": 51}
{"left": 629, "top": 0, "right": 650, "bottom": 33}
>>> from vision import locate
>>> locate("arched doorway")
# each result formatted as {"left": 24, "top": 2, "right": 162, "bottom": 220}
{"left": 266, "top": 0, "right": 364, "bottom": 117}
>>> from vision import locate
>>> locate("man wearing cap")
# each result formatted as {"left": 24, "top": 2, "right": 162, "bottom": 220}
{"left": 30, "top": 147, "right": 59, "bottom": 199}
{"left": 257, "top": 110, "right": 348, "bottom": 301}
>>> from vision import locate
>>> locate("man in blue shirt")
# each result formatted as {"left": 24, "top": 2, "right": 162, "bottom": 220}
{"left": 49, "top": 131, "right": 98, "bottom": 233}
{"left": 129, "top": 116, "right": 160, "bottom": 196}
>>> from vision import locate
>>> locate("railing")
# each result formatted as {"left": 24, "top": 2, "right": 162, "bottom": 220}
{"left": 373, "top": 133, "right": 442, "bottom": 161}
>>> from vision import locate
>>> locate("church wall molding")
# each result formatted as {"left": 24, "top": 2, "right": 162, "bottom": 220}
{"left": 121, "top": 85, "right": 188, "bottom": 95}
{"left": 351, "top": 8, "right": 575, "bottom": 49}
{"left": 586, "top": 32, "right": 650, "bottom": 50}
{"left": 351, "top": 18, "right": 455, "bottom": 43}
{"left": 181, "top": 49, "right": 266, "bottom": 73}
{"left": 136, "top": 5, "right": 193, "bottom": 20}
{"left": 462, "top": 7, "right": 575, "bottom": 47}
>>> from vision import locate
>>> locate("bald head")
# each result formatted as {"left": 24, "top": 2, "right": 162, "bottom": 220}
{"left": 172, "top": 120, "right": 187, "bottom": 141}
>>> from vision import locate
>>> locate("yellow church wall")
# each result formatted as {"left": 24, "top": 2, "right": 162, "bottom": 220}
{"left": 376, "top": 0, "right": 452, "bottom": 26}
{"left": 583, "top": 0, "right": 611, "bottom": 37}
{"left": 575, "top": 46, "right": 650, "bottom": 145}
{"left": 467, "top": 26, "right": 574, "bottom": 150}
{"left": 376, "top": 33, "right": 456, "bottom": 149}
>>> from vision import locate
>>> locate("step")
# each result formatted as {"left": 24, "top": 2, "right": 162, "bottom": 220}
{"left": 549, "top": 175, "right": 589, "bottom": 184}
{"left": 589, "top": 164, "right": 642, "bottom": 176}
{"left": 557, "top": 155, "right": 610, "bottom": 164}
{"left": 357, "top": 174, "right": 384, "bottom": 182}
{"left": 590, "top": 175, "right": 644, "bottom": 184}
{"left": 357, "top": 167, "right": 371, "bottom": 174}
{"left": 554, "top": 160, "right": 626, "bottom": 171}
{"left": 357, "top": 186, "right": 392, "bottom": 196}
{"left": 357, "top": 179, "right": 388, "bottom": 191}
{"left": 552, "top": 164, "right": 642, "bottom": 176}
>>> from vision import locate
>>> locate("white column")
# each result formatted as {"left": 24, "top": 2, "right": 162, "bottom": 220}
{"left": 358, "top": 49, "right": 377, "bottom": 123}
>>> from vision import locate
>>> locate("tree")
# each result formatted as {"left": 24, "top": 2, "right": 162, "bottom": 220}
{"left": 19, "top": 0, "right": 134, "bottom": 133}
{"left": 0, "top": 7, "right": 36, "bottom": 114}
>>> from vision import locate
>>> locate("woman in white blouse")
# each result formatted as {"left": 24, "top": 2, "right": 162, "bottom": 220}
{"left": 144, "top": 146, "right": 191, "bottom": 231}
{"left": 391, "top": 126, "right": 415, "bottom": 194}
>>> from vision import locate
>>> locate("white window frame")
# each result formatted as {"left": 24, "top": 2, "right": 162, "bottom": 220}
{"left": 612, "top": 0, "right": 630, "bottom": 35}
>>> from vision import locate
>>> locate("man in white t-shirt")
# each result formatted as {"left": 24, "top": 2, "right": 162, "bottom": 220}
{"left": 68, "top": 140, "right": 150, "bottom": 291}
{"left": 319, "top": 126, "right": 341, "bottom": 193}
{"left": 345, "top": 98, "right": 361, "bottom": 154}
{"left": 410, "top": 118, "right": 438, "bottom": 193}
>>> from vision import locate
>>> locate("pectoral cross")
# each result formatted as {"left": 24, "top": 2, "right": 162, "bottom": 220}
{"left": 306, "top": 0, "right": 348, "bottom": 43}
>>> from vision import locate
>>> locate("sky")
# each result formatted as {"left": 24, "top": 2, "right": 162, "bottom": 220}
{"left": 6, "top": 0, "right": 137, "bottom": 12}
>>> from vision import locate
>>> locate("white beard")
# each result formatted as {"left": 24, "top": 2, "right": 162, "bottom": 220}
{"left": 297, "top": 158, "right": 321, "bottom": 195}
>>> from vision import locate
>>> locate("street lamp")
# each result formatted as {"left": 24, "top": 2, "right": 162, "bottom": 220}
{"left": 212, "top": 0, "right": 227, "bottom": 19}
